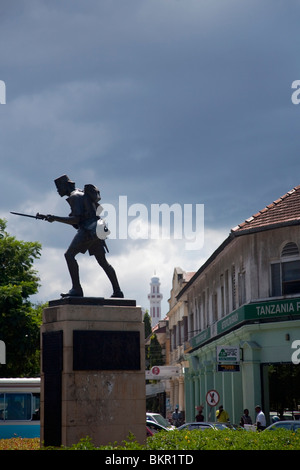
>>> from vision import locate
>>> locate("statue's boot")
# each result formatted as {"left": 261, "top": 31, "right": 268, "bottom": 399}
{"left": 61, "top": 287, "right": 83, "bottom": 297}
{"left": 111, "top": 290, "right": 124, "bottom": 298}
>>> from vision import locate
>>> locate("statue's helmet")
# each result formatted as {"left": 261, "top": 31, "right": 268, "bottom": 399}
{"left": 54, "top": 174, "right": 74, "bottom": 188}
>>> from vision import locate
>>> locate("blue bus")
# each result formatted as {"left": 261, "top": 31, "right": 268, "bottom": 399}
{"left": 0, "top": 378, "right": 40, "bottom": 439}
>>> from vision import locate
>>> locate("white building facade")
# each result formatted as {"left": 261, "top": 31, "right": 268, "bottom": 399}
{"left": 167, "top": 268, "right": 194, "bottom": 417}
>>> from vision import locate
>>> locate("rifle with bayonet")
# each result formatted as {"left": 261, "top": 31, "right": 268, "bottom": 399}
{"left": 10, "top": 211, "right": 110, "bottom": 243}
{"left": 10, "top": 211, "right": 50, "bottom": 221}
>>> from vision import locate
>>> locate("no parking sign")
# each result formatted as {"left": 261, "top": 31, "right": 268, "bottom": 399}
{"left": 206, "top": 389, "right": 220, "bottom": 407}
{"left": 206, "top": 389, "right": 220, "bottom": 421}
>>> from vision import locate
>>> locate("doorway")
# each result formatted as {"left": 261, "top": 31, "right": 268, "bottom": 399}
{"left": 262, "top": 363, "right": 300, "bottom": 423}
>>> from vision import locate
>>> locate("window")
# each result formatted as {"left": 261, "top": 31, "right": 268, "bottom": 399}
{"left": 281, "top": 242, "right": 299, "bottom": 257}
{"left": 238, "top": 271, "right": 246, "bottom": 305}
{"left": 220, "top": 274, "right": 225, "bottom": 317}
{"left": 202, "top": 292, "right": 206, "bottom": 329}
{"left": 178, "top": 320, "right": 182, "bottom": 346}
{"left": 173, "top": 325, "right": 177, "bottom": 349}
{"left": 231, "top": 265, "right": 236, "bottom": 310}
{"left": 271, "top": 243, "right": 300, "bottom": 296}
{"left": 206, "top": 288, "right": 209, "bottom": 325}
{"left": 212, "top": 292, "right": 218, "bottom": 322}
{"left": 183, "top": 316, "right": 188, "bottom": 342}
{"left": 225, "top": 269, "right": 229, "bottom": 314}
{"left": 0, "top": 393, "right": 33, "bottom": 421}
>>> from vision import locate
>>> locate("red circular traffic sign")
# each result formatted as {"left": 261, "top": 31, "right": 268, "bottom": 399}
{"left": 206, "top": 389, "right": 220, "bottom": 407}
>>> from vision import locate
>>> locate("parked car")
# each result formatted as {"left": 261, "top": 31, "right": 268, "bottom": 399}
{"left": 146, "top": 412, "right": 175, "bottom": 429}
{"left": 264, "top": 420, "right": 300, "bottom": 432}
{"left": 270, "top": 411, "right": 300, "bottom": 422}
{"left": 146, "top": 419, "right": 170, "bottom": 436}
{"left": 177, "top": 421, "right": 228, "bottom": 431}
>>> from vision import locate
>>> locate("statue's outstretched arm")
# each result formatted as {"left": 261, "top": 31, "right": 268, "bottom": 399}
{"left": 45, "top": 214, "right": 80, "bottom": 225}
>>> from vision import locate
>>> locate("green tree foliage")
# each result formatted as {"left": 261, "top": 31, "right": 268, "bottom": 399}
{"left": 143, "top": 312, "right": 164, "bottom": 370}
{"left": 0, "top": 219, "right": 44, "bottom": 377}
{"left": 143, "top": 310, "right": 152, "bottom": 370}
{"left": 268, "top": 363, "right": 300, "bottom": 415}
{"left": 149, "top": 334, "right": 164, "bottom": 368}
{"left": 143, "top": 310, "right": 152, "bottom": 339}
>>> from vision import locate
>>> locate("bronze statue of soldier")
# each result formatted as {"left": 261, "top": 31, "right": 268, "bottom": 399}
{"left": 45, "top": 175, "right": 124, "bottom": 299}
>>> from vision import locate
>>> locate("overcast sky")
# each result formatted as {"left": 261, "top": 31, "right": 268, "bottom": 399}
{"left": 1, "top": 0, "right": 300, "bottom": 316}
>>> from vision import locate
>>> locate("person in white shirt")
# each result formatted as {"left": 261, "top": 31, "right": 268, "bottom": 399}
{"left": 255, "top": 405, "right": 266, "bottom": 430}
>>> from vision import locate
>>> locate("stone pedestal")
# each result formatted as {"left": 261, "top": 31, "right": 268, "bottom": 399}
{"left": 40, "top": 298, "right": 146, "bottom": 448}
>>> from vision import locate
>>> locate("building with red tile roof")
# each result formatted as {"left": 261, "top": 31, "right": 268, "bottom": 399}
{"left": 231, "top": 185, "right": 300, "bottom": 235}
{"left": 171, "top": 186, "right": 300, "bottom": 425}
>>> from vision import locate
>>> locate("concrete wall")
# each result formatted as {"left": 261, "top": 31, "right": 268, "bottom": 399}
{"left": 40, "top": 302, "right": 146, "bottom": 447}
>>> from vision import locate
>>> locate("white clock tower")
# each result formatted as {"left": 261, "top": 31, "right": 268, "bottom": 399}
{"left": 148, "top": 275, "right": 163, "bottom": 327}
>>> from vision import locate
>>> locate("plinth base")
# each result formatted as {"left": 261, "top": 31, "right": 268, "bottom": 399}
{"left": 40, "top": 299, "right": 146, "bottom": 448}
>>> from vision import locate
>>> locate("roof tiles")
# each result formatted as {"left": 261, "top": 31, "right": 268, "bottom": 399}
{"left": 231, "top": 185, "right": 300, "bottom": 234}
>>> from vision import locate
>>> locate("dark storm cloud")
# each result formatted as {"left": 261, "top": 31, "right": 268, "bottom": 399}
{"left": 0, "top": 0, "right": 300, "bottom": 307}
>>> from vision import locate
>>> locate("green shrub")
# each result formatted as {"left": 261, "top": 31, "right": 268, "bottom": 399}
{"left": 146, "top": 428, "right": 300, "bottom": 450}
{"left": 1, "top": 428, "right": 300, "bottom": 450}
{"left": 69, "top": 428, "right": 300, "bottom": 451}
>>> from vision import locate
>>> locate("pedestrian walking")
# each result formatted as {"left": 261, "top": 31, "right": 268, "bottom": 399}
{"left": 240, "top": 408, "right": 252, "bottom": 427}
{"left": 216, "top": 405, "right": 229, "bottom": 423}
{"left": 255, "top": 405, "right": 266, "bottom": 431}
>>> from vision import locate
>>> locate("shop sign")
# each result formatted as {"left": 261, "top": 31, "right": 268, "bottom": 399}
{"left": 146, "top": 365, "right": 180, "bottom": 379}
{"left": 218, "top": 309, "right": 243, "bottom": 334}
{"left": 217, "top": 297, "right": 300, "bottom": 335}
{"left": 185, "top": 297, "right": 300, "bottom": 353}
{"left": 187, "top": 326, "right": 211, "bottom": 350}
{"left": 217, "top": 364, "right": 240, "bottom": 372}
{"left": 216, "top": 345, "right": 240, "bottom": 363}
{"left": 246, "top": 298, "right": 300, "bottom": 319}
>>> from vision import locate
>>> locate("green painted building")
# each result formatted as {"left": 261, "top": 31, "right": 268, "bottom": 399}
{"left": 172, "top": 186, "right": 300, "bottom": 425}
